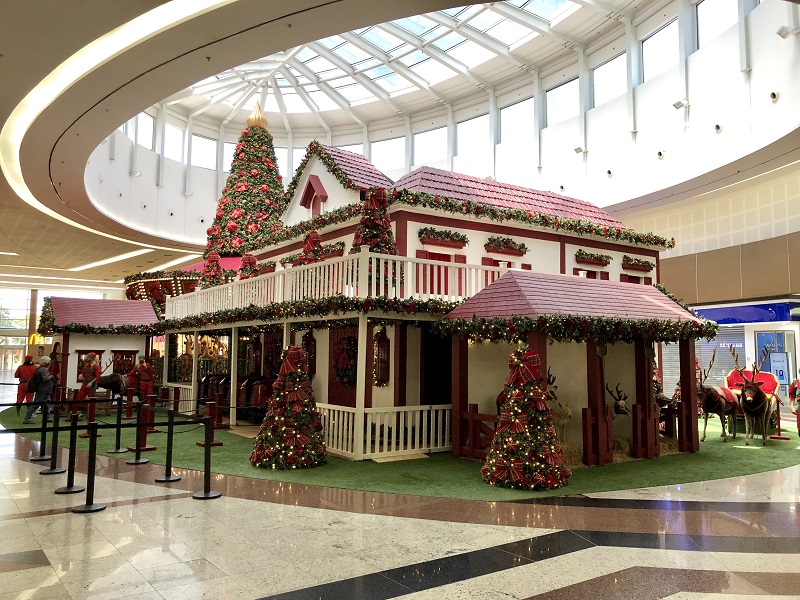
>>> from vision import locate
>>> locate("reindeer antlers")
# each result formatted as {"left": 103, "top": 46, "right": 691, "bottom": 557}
{"left": 728, "top": 344, "right": 744, "bottom": 374}
{"left": 605, "top": 382, "right": 628, "bottom": 402}
{"left": 701, "top": 347, "right": 717, "bottom": 385}
{"left": 729, "top": 344, "right": 771, "bottom": 377}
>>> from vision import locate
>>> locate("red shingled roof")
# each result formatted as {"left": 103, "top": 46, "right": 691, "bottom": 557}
{"left": 444, "top": 270, "right": 699, "bottom": 323}
{"left": 320, "top": 144, "right": 393, "bottom": 191}
{"left": 50, "top": 297, "right": 158, "bottom": 328}
{"left": 394, "top": 166, "right": 624, "bottom": 227}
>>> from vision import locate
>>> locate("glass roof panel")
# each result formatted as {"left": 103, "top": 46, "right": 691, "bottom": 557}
{"left": 396, "top": 48, "right": 428, "bottom": 67}
{"left": 394, "top": 15, "right": 437, "bottom": 36}
{"left": 463, "top": 9, "right": 505, "bottom": 31}
{"left": 334, "top": 42, "right": 372, "bottom": 64}
{"left": 295, "top": 47, "right": 317, "bottom": 62}
{"left": 304, "top": 56, "right": 338, "bottom": 75}
{"left": 430, "top": 30, "right": 466, "bottom": 52}
{"left": 521, "top": 0, "right": 573, "bottom": 21}
{"left": 336, "top": 83, "right": 376, "bottom": 103}
{"left": 307, "top": 90, "right": 340, "bottom": 111}
{"left": 365, "top": 64, "right": 393, "bottom": 79}
{"left": 441, "top": 5, "right": 467, "bottom": 17}
{"left": 331, "top": 75, "right": 358, "bottom": 89}
{"left": 318, "top": 34, "right": 344, "bottom": 49}
{"left": 281, "top": 92, "right": 310, "bottom": 113}
{"left": 447, "top": 41, "right": 497, "bottom": 68}
{"left": 360, "top": 28, "right": 402, "bottom": 52}
{"left": 412, "top": 59, "right": 456, "bottom": 85}
{"left": 370, "top": 71, "right": 411, "bottom": 94}
{"left": 485, "top": 20, "right": 534, "bottom": 45}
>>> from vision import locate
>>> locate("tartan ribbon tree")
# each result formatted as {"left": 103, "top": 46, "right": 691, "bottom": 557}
{"left": 205, "top": 102, "right": 284, "bottom": 257}
{"left": 482, "top": 346, "right": 571, "bottom": 491}
{"left": 250, "top": 347, "right": 326, "bottom": 469}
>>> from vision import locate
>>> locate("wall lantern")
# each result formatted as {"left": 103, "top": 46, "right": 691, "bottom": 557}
{"left": 302, "top": 329, "right": 317, "bottom": 380}
{"left": 373, "top": 327, "right": 390, "bottom": 387}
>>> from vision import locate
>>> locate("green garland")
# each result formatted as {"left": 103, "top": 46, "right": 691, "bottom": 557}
{"left": 435, "top": 313, "right": 718, "bottom": 345}
{"left": 418, "top": 227, "right": 469, "bottom": 244}
{"left": 390, "top": 188, "right": 675, "bottom": 250}
{"left": 485, "top": 235, "right": 528, "bottom": 253}
{"left": 575, "top": 249, "right": 612, "bottom": 264}
{"left": 286, "top": 141, "right": 361, "bottom": 200}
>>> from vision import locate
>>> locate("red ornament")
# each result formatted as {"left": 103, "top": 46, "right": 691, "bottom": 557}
{"left": 226, "top": 221, "right": 238, "bottom": 232}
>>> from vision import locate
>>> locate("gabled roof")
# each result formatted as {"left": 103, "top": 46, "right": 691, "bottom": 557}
{"left": 445, "top": 270, "right": 699, "bottom": 323}
{"left": 50, "top": 297, "right": 158, "bottom": 328}
{"left": 317, "top": 144, "right": 394, "bottom": 191}
{"left": 394, "top": 166, "right": 624, "bottom": 228}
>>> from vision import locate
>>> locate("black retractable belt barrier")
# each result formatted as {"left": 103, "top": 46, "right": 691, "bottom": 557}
{"left": 30, "top": 402, "right": 51, "bottom": 462}
{"left": 155, "top": 410, "right": 181, "bottom": 483}
{"left": 40, "top": 407, "right": 65, "bottom": 476}
{"left": 108, "top": 395, "right": 127, "bottom": 454}
{"left": 72, "top": 422, "right": 106, "bottom": 513}
{"left": 192, "top": 416, "right": 221, "bottom": 500}
{"left": 55, "top": 414, "right": 84, "bottom": 494}
{"left": 126, "top": 401, "right": 149, "bottom": 466}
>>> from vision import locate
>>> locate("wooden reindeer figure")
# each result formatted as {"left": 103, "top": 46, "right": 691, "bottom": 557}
{"left": 697, "top": 348, "right": 738, "bottom": 442}
{"left": 605, "top": 383, "right": 632, "bottom": 418}
{"left": 547, "top": 368, "right": 572, "bottom": 442}
{"left": 730, "top": 345, "right": 774, "bottom": 446}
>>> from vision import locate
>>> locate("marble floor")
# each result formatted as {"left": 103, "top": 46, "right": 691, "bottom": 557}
{"left": 1, "top": 403, "right": 799, "bottom": 599}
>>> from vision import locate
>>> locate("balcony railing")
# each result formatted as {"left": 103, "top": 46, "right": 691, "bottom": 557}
{"left": 165, "top": 248, "right": 505, "bottom": 320}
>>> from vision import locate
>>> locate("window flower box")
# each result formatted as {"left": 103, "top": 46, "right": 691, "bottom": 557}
{"left": 621, "top": 255, "right": 655, "bottom": 272}
{"left": 321, "top": 248, "right": 345, "bottom": 260}
{"left": 484, "top": 235, "right": 528, "bottom": 257}
{"left": 420, "top": 237, "right": 467, "bottom": 249}
{"left": 418, "top": 227, "right": 469, "bottom": 249}
{"left": 575, "top": 249, "right": 611, "bottom": 267}
{"left": 258, "top": 263, "right": 276, "bottom": 274}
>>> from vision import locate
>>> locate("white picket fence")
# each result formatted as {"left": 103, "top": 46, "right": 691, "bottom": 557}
{"left": 317, "top": 403, "right": 452, "bottom": 460}
{"left": 165, "top": 249, "right": 504, "bottom": 320}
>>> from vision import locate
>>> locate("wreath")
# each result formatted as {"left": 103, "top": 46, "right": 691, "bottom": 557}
{"left": 333, "top": 336, "right": 358, "bottom": 387}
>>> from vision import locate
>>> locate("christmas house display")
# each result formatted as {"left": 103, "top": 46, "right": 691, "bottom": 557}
{"left": 205, "top": 103, "right": 284, "bottom": 257}
{"left": 482, "top": 347, "right": 570, "bottom": 490}
{"left": 197, "top": 252, "right": 226, "bottom": 289}
{"left": 249, "top": 347, "right": 326, "bottom": 469}
{"left": 159, "top": 140, "right": 714, "bottom": 468}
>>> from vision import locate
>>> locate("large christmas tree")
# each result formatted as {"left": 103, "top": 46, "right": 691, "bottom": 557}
{"left": 482, "top": 346, "right": 571, "bottom": 491}
{"left": 205, "top": 102, "right": 284, "bottom": 257}
{"left": 250, "top": 347, "right": 326, "bottom": 469}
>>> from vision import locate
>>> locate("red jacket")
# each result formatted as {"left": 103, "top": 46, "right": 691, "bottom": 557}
{"left": 15, "top": 363, "right": 37, "bottom": 383}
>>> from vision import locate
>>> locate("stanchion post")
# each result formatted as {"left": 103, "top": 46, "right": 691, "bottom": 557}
{"left": 192, "top": 416, "right": 221, "bottom": 500}
{"left": 55, "top": 414, "right": 85, "bottom": 494}
{"left": 108, "top": 394, "right": 128, "bottom": 454}
{"left": 126, "top": 401, "right": 150, "bottom": 465}
{"left": 146, "top": 394, "right": 159, "bottom": 433}
{"left": 72, "top": 422, "right": 106, "bottom": 513}
{"left": 155, "top": 410, "right": 181, "bottom": 483}
{"left": 40, "top": 404, "right": 65, "bottom": 475}
{"left": 196, "top": 401, "right": 223, "bottom": 447}
{"left": 123, "top": 387, "right": 136, "bottom": 420}
{"left": 30, "top": 401, "right": 51, "bottom": 462}
{"left": 79, "top": 398, "right": 100, "bottom": 438}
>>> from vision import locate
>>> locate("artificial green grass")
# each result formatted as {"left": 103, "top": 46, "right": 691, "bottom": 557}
{"left": 3, "top": 407, "right": 799, "bottom": 501}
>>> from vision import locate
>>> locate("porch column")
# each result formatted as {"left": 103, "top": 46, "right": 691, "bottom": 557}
{"left": 583, "top": 340, "right": 613, "bottom": 466}
{"left": 393, "top": 324, "right": 407, "bottom": 407}
{"left": 365, "top": 323, "right": 374, "bottom": 409}
{"left": 61, "top": 333, "right": 70, "bottom": 393}
{"left": 526, "top": 331, "right": 548, "bottom": 377}
{"left": 450, "top": 334, "right": 469, "bottom": 456}
{"left": 191, "top": 330, "right": 199, "bottom": 407}
{"left": 354, "top": 313, "right": 369, "bottom": 460}
{"left": 677, "top": 338, "right": 699, "bottom": 452}
{"left": 282, "top": 322, "right": 291, "bottom": 349}
{"left": 631, "top": 339, "right": 659, "bottom": 459}
{"left": 230, "top": 326, "right": 238, "bottom": 427}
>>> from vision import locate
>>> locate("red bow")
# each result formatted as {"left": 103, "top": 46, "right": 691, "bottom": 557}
{"left": 506, "top": 350, "right": 543, "bottom": 387}
{"left": 280, "top": 348, "right": 306, "bottom": 374}
{"left": 491, "top": 457, "right": 524, "bottom": 483}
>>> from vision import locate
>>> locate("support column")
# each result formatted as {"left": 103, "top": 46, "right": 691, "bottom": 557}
{"left": 678, "top": 338, "right": 699, "bottom": 452}
{"left": 364, "top": 323, "right": 374, "bottom": 409}
{"left": 450, "top": 334, "right": 469, "bottom": 457}
{"left": 190, "top": 331, "right": 199, "bottom": 410}
{"left": 526, "top": 331, "right": 548, "bottom": 376}
{"left": 230, "top": 326, "right": 238, "bottom": 427}
{"left": 632, "top": 340, "right": 659, "bottom": 459}
{"left": 353, "top": 314, "right": 369, "bottom": 460}
{"left": 393, "top": 324, "right": 407, "bottom": 407}
{"left": 583, "top": 340, "right": 613, "bottom": 466}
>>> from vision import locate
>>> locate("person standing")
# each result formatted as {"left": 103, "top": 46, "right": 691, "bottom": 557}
{"left": 23, "top": 356, "right": 54, "bottom": 424}
{"left": 14, "top": 355, "right": 36, "bottom": 417}
{"left": 134, "top": 355, "right": 155, "bottom": 399}
{"left": 77, "top": 353, "right": 101, "bottom": 417}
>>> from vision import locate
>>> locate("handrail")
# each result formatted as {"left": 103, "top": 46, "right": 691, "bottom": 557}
{"left": 165, "top": 249, "right": 504, "bottom": 320}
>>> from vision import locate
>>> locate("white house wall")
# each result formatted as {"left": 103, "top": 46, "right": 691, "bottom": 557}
{"left": 282, "top": 156, "right": 363, "bottom": 227}
{"left": 64, "top": 334, "right": 146, "bottom": 390}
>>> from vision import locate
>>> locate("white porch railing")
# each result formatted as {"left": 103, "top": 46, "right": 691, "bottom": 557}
{"left": 317, "top": 402, "right": 452, "bottom": 460}
{"left": 165, "top": 250, "right": 505, "bottom": 320}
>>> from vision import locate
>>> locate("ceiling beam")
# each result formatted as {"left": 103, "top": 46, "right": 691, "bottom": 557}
{"left": 484, "top": 2, "right": 583, "bottom": 48}
{"left": 279, "top": 68, "right": 333, "bottom": 135}
{"left": 287, "top": 58, "right": 366, "bottom": 127}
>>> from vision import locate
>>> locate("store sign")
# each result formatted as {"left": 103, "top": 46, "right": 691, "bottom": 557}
{"left": 28, "top": 333, "right": 45, "bottom": 345}
{"left": 771, "top": 352, "right": 789, "bottom": 384}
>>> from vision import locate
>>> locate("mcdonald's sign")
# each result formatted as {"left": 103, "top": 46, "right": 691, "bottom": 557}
{"left": 28, "top": 333, "right": 45, "bottom": 345}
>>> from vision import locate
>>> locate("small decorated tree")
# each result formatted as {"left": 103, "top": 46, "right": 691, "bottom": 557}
{"left": 237, "top": 254, "right": 259, "bottom": 280}
{"left": 197, "top": 252, "right": 225, "bottom": 289}
{"left": 205, "top": 103, "right": 284, "bottom": 257}
{"left": 250, "top": 347, "right": 326, "bottom": 469}
{"left": 348, "top": 188, "right": 398, "bottom": 256}
{"left": 295, "top": 230, "right": 324, "bottom": 266}
{"left": 482, "top": 346, "right": 571, "bottom": 491}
